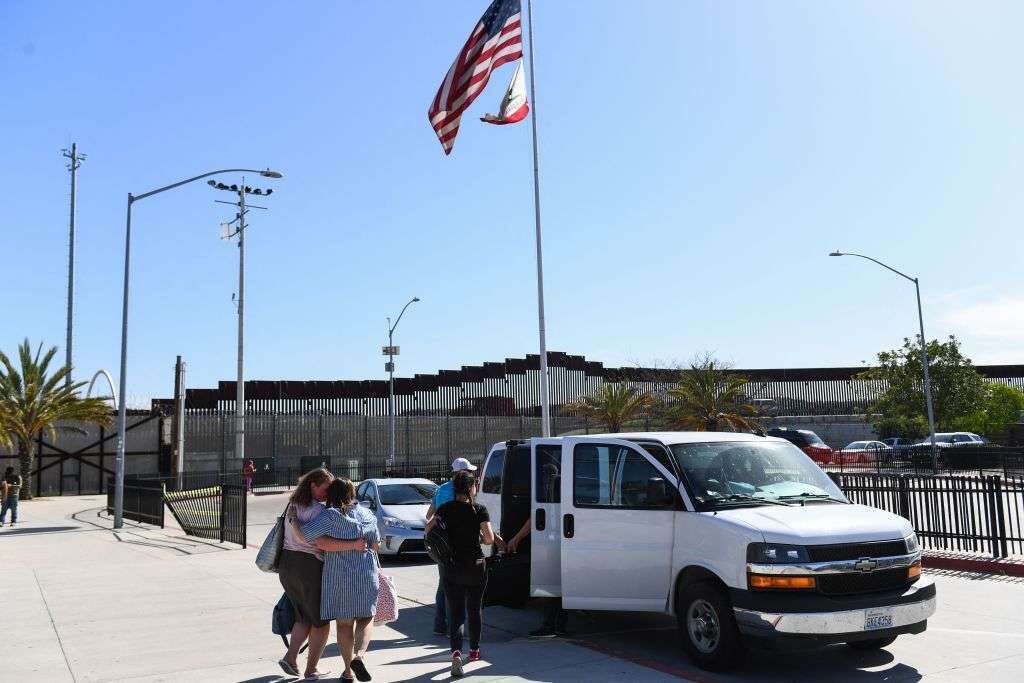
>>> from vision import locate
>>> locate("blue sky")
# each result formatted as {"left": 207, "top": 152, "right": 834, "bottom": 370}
{"left": 2, "top": 1, "right": 1022, "bottom": 405}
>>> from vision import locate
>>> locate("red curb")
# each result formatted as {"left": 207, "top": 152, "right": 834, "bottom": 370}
{"left": 923, "top": 554, "right": 1024, "bottom": 577}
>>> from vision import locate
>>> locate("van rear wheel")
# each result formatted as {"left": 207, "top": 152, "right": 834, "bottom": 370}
{"left": 677, "top": 581, "right": 744, "bottom": 671}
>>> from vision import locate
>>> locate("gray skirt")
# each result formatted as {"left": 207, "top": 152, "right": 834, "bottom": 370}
{"left": 279, "top": 549, "right": 327, "bottom": 627}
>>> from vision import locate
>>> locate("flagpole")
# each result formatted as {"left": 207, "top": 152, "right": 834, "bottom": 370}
{"left": 524, "top": 0, "right": 551, "bottom": 437}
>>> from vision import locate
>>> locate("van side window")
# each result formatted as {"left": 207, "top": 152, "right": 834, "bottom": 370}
{"left": 574, "top": 444, "right": 675, "bottom": 509}
{"left": 535, "top": 445, "right": 561, "bottom": 503}
{"left": 482, "top": 449, "right": 506, "bottom": 494}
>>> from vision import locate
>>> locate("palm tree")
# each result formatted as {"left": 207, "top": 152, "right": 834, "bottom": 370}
{"left": 665, "top": 356, "right": 759, "bottom": 432}
{"left": 566, "top": 383, "right": 653, "bottom": 433}
{"left": 0, "top": 339, "right": 112, "bottom": 499}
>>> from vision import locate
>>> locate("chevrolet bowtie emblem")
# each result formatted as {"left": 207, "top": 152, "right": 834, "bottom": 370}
{"left": 854, "top": 558, "right": 878, "bottom": 572}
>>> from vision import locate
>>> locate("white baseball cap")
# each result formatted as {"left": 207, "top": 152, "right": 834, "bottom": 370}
{"left": 451, "top": 457, "right": 478, "bottom": 472}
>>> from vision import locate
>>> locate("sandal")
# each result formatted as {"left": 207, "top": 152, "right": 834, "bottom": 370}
{"left": 351, "top": 658, "right": 372, "bottom": 682}
{"left": 278, "top": 658, "right": 299, "bottom": 677}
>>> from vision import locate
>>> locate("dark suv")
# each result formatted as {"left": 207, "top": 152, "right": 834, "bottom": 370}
{"left": 766, "top": 427, "right": 834, "bottom": 465}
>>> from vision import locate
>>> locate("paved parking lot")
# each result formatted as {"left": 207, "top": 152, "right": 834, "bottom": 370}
{"left": 247, "top": 492, "right": 1024, "bottom": 682}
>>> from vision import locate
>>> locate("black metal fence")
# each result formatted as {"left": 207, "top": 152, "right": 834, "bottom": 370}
{"left": 830, "top": 472, "right": 1024, "bottom": 558}
{"left": 106, "top": 478, "right": 164, "bottom": 527}
{"left": 162, "top": 483, "right": 247, "bottom": 546}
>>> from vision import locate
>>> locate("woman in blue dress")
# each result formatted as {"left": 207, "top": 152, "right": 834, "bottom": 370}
{"left": 302, "top": 478, "right": 380, "bottom": 683}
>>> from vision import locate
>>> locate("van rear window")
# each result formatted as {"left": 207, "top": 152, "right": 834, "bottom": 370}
{"left": 482, "top": 449, "right": 505, "bottom": 494}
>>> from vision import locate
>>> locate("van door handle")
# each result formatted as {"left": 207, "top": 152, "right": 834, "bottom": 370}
{"left": 536, "top": 508, "right": 546, "bottom": 531}
{"left": 563, "top": 514, "right": 574, "bottom": 539}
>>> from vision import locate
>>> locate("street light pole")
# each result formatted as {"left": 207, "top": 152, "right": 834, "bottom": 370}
{"left": 829, "top": 251, "right": 938, "bottom": 469}
{"left": 113, "top": 167, "right": 282, "bottom": 529}
{"left": 914, "top": 279, "right": 938, "bottom": 468}
{"left": 386, "top": 297, "right": 420, "bottom": 470}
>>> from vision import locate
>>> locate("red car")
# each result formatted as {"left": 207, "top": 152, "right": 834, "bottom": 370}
{"left": 765, "top": 428, "right": 834, "bottom": 465}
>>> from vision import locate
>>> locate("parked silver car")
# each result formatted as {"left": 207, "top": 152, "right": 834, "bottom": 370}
{"left": 355, "top": 478, "right": 437, "bottom": 555}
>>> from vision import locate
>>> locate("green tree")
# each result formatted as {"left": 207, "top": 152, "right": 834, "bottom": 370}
{"left": 665, "top": 355, "right": 759, "bottom": 432}
{"left": 0, "top": 339, "right": 112, "bottom": 499}
{"left": 953, "top": 383, "right": 1024, "bottom": 437}
{"left": 859, "top": 335, "right": 988, "bottom": 437}
{"left": 566, "top": 383, "right": 653, "bottom": 433}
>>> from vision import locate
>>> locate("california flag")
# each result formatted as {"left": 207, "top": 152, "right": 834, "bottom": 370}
{"left": 480, "top": 60, "right": 529, "bottom": 125}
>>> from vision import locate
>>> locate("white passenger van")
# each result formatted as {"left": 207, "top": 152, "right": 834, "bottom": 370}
{"left": 476, "top": 432, "right": 936, "bottom": 671}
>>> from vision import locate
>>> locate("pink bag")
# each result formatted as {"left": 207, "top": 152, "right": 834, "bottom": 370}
{"left": 374, "top": 554, "right": 399, "bottom": 625}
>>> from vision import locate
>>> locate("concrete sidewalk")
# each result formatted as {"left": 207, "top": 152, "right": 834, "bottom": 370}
{"left": 0, "top": 495, "right": 678, "bottom": 682}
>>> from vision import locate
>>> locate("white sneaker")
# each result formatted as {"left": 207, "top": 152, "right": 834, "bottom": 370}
{"left": 451, "top": 651, "right": 464, "bottom": 679}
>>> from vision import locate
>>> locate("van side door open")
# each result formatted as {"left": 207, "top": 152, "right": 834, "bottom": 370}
{"left": 530, "top": 439, "right": 564, "bottom": 598}
{"left": 560, "top": 437, "right": 680, "bottom": 612}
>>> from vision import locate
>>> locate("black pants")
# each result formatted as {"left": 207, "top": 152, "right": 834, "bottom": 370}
{"left": 541, "top": 597, "right": 568, "bottom": 631}
{"left": 445, "top": 563, "right": 487, "bottom": 653}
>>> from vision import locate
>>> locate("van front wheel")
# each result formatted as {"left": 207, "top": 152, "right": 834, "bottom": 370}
{"left": 677, "top": 581, "right": 744, "bottom": 671}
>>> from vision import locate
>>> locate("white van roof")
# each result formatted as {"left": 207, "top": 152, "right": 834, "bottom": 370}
{"left": 487, "top": 431, "right": 781, "bottom": 454}
{"left": 584, "top": 431, "right": 773, "bottom": 446}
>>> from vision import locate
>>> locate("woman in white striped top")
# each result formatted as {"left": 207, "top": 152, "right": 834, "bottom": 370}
{"left": 302, "top": 478, "right": 381, "bottom": 683}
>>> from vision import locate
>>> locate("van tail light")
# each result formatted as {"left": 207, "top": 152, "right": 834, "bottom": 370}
{"left": 748, "top": 574, "right": 816, "bottom": 590}
{"left": 908, "top": 561, "right": 922, "bottom": 581}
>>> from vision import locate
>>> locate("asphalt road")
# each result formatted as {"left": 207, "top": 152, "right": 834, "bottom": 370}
{"left": 248, "top": 492, "right": 1024, "bottom": 682}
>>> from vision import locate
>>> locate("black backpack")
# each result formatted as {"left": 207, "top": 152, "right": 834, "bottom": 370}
{"left": 425, "top": 516, "right": 454, "bottom": 568}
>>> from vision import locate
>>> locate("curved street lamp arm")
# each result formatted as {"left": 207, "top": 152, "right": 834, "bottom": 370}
{"left": 132, "top": 168, "right": 274, "bottom": 202}
{"left": 390, "top": 297, "right": 420, "bottom": 335}
{"left": 836, "top": 251, "right": 916, "bottom": 284}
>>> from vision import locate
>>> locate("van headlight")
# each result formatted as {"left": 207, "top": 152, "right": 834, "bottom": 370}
{"left": 382, "top": 516, "right": 410, "bottom": 530}
{"left": 746, "top": 543, "right": 809, "bottom": 564}
{"left": 904, "top": 533, "right": 920, "bottom": 554}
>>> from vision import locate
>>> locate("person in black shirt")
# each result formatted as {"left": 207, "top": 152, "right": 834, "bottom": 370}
{"left": 427, "top": 469, "right": 500, "bottom": 678}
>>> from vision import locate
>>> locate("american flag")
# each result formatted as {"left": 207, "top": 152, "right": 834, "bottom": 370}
{"left": 429, "top": 0, "right": 524, "bottom": 155}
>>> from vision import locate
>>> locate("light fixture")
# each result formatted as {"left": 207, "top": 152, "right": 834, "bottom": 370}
{"left": 260, "top": 169, "right": 283, "bottom": 179}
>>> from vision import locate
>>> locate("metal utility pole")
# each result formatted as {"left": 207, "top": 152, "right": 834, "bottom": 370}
{"left": 236, "top": 186, "right": 246, "bottom": 470}
{"left": 172, "top": 356, "right": 186, "bottom": 489}
{"left": 385, "top": 297, "right": 420, "bottom": 469}
{"left": 211, "top": 179, "right": 275, "bottom": 470}
{"left": 62, "top": 143, "right": 85, "bottom": 387}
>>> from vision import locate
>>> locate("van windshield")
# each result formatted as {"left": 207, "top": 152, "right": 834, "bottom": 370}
{"left": 669, "top": 441, "right": 847, "bottom": 510}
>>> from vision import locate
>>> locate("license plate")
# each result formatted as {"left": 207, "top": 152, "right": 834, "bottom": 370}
{"left": 864, "top": 609, "right": 894, "bottom": 631}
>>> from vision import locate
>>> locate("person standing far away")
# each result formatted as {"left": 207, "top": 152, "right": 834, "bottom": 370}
{"left": 302, "top": 478, "right": 381, "bottom": 683}
{"left": 243, "top": 459, "right": 256, "bottom": 495}
{"left": 426, "top": 469, "right": 499, "bottom": 678}
{"left": 425, "top": 457, "right": 477, "bottom": 636}
{"left": 0, "top": 466, "right": 22, "bottom": 527}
